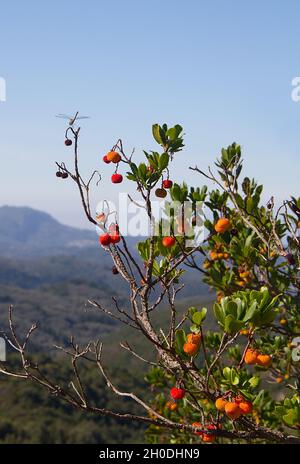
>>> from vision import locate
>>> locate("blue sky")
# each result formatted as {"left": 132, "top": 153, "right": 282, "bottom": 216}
{"left": 0, "top": 0, "right": 300, "bottom": 228}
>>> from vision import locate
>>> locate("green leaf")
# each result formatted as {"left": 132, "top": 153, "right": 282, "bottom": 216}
{"left": 152, "top": 124, "right": 163, "bottom": 145}
{"left": 159, "top": 152, "right": 169, "bottom": 170}
{"left": 249, "top": 376, "right": 260, "bottom": 388}
{"left": 192, "top": 308, "right": 207, "bottom": 325}
{"left": 223, "top": 367, "right": 231, "bottom": 380}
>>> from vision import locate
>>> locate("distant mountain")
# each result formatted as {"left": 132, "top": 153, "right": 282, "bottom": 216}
{"left": 0, "top": 206, "right": 97, "bottom": 258}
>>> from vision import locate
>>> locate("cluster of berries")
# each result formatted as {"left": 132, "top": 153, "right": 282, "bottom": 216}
{"left": 191, "top": 422, "right": 219, "bottom": 443}
{"left": 215, "top": 395, "right": 253, "bottom": 420}
{"left": 103, "top": 151, "right": 123, "bottom": 184}
{"left": 183, "top": 333, "right": 201, "bottom": 356}
{"left": 155, "top": 179, "right": 173, "bottom": 198}
{"left": 244, "top": 349, "right": 271, "bottom": 367}
{"left": 209, "top": 244, "right": 230, "bottom": 261}
{"left": 99, "top": 224, "right": 121, "bottom": 247}
{"left": 56, "top": 170, "right": 68, "bottom": 179}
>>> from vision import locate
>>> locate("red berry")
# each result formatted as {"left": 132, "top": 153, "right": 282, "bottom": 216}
{"left": 65, "top": 139, "right": 72, "bottom": 146}
{"left": 162, "top": 236, "right": 176, "bottom": 248}
{"left": 110, "top": 234, "right": 121, "bottom": 244}
{"left": 112, "top": 266, "right": 119, "bottom": 275}
{"left": 99, "top": 234, "right": 111, "bottom": 246}
{"left": 61, "top": 172, "right": 68, "bottom": 179}
{"left": 111, "top": 173, "right": 123, "bottom": 184}
{"left": 163, "top": 179, "right": 173, "bottom": 189}
{"left": 56, "top": 171, "right": 62, "bottom": 177}
{"left": 103, "top": 155, "right": 111, "bottom": 164}
{"left": 170, "top": 387, "right": 185, "bottom": 400}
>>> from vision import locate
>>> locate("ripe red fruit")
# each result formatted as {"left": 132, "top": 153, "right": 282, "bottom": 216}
{"left": 238, "top": 401, "right": 253, "bottom": 415}
{"left": 65, "top": 139, "right": 72, "bottom": 146}
{"left": 163, "top": 179, "right": 173, "bottom": 189}
{"left": 99, "top": 234, "right": 111, "bottom": 246}
{"left": 110, "top": 234, "right": 121, "bottom": 244}
{"left": 162, "top": 236, "right": 176, "bottom": 248}
{"left": 103, "top": 155, "right": 111, "bottom": 164}
{"left": 170, "top": 387, "right": 185, "bottom": 400}
{"left": 111, "top": 173, "right": 123, "bottom": 184}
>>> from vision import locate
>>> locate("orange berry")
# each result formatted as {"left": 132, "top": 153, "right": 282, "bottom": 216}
{"left": 106, "top": 151, "right": 121, "bottom": 163}
{"left": 256, "top": 354, "right": 272, "bottom": 367}
{"left": 238, "top": 401, "right": 253, "bottom": 415}
{"left": 215, "top": 218, "right": 231, "bottom": 234}
{"left": 280, "top": 319, "right": 287, "bottom": 325}
{"left": 240, "top": 329, "right": 249, "bottom": 336}
{"left": 244, "top": 349, "right": 258, "bottom": 365}
{"left": 239, "top": 271, "right": 250, "bottom": 279}
{"left": 224, "top": 402, "right": 242, "bottom": 420}
{"left": 187, "top": 333, "right": 201, "bottom": 345}
{"left": 223, "top": 252, "right": 230, "bottom": 259}
{"left": 276, "top": 377, "right": 283, "bottom": 383}
{"left": 183, "top": 342, "right": 199, "bottom": 356}
{"left": 284, "top": 374, "right": 289, "bottom": 380}
{"left": 236, "top": 280, "right": 247, "bottom": 287}
{"left": 215, "top": 398, "right": 227, "bottom": 411}
{"left": 210, "top": 251, "right": 219, "bottom": 260}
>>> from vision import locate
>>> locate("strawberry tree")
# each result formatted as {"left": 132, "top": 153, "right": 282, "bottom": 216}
{"left": 1, "top": 122, "right": 300, "bottom": 444}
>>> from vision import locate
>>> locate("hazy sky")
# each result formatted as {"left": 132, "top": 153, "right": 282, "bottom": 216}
{"left": 0, "top": 0, "right": 300, "bottom": 229}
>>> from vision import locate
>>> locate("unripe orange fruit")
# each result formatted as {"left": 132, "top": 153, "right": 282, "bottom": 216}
{"left": 256, "top": 354, "right": 271, "bottom": 367}
{"left": 238, "top": 401, "right": 253, "bottom": 415}
{"left": 215, "top": 218, "right": 231, "bottom": 233}
{"left": 106, "top": 151, "right": 121, "bottom": 163}
{"left": 224, "top": 402, "right": 242, "bottom": 420}
{"left": 210, "top": 251, "right": 219, "bottom": 260}
{"left": 187, "top": 333, "right": 201, "bottom": 345}
{"left": 244, "top": 349, "right": 258, "bottom": 365}
{"left": 240, "top": 329, "right": 249, "bottom": 336}
{"left": 239, "top": 271, "right": 250, "bottom": 279}
{"left": 215, "top": 398, "right": 227, "bottom": 411}
{"left": 183, "top": 342, "right": 199, "bottom": 356}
